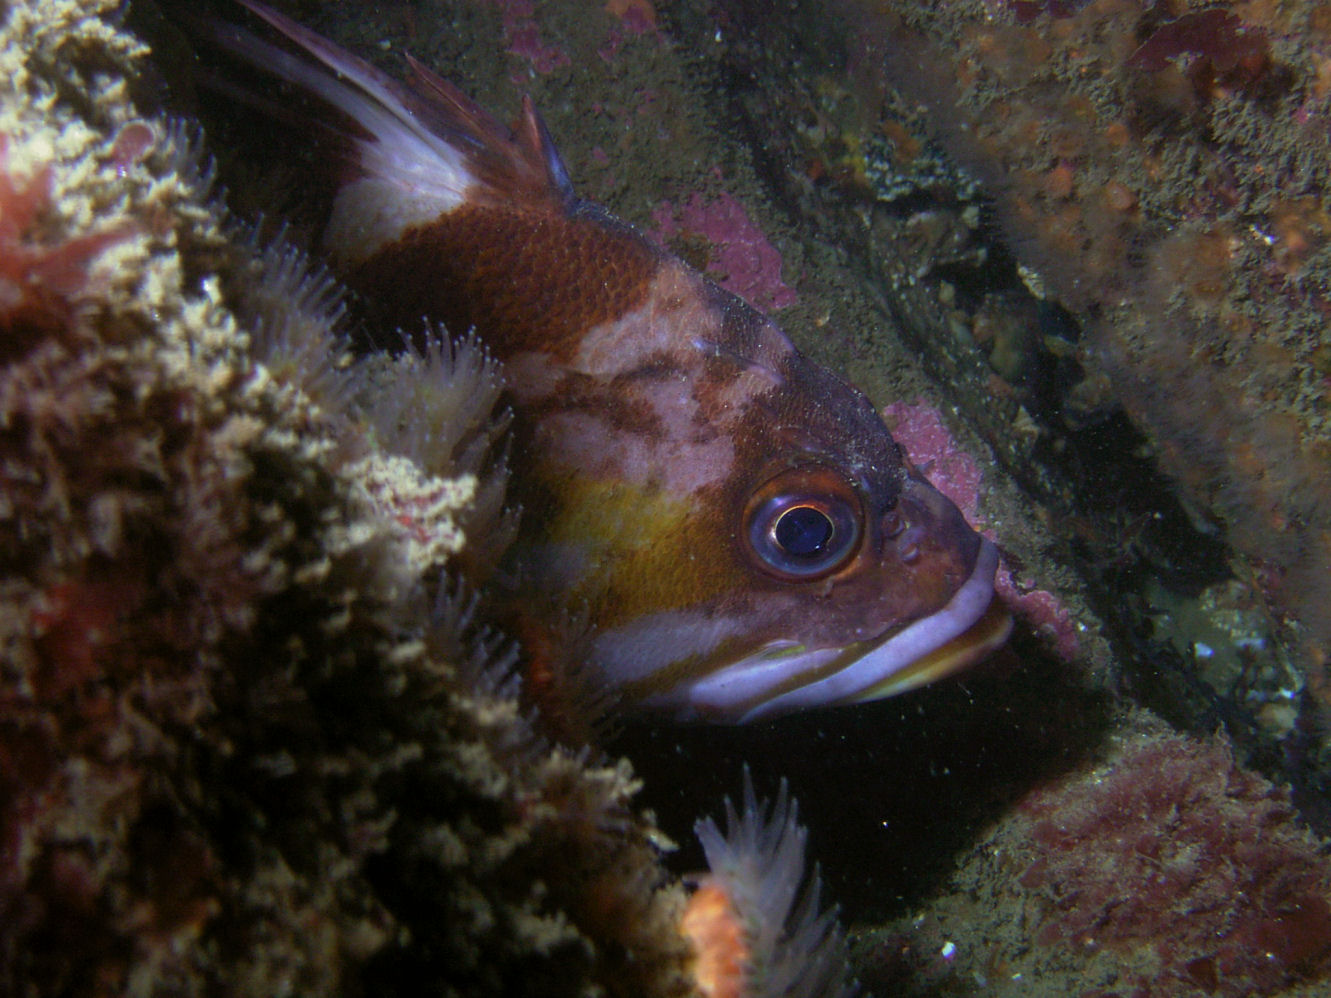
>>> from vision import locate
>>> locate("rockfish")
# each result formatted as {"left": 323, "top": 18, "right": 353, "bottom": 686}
{"left": 212, "top": 1, "right": 1010, "bottom": 723}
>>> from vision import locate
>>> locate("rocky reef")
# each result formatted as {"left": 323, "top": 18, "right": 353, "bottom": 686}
{"left": 862, "top": 0, "right": 1331, "bottom": 807}
{"left": 853, "top": 712, "right": 1331, "bottom": 995}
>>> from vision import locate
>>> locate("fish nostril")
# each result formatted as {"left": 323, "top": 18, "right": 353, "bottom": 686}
{"left": 897, "top": 524, "right": 924, "bottom": 564}
{"left": 882, "top": 510, "right": 905, "bottom": 538}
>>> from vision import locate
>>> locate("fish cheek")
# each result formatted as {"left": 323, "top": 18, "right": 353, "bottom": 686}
{"left": 511, "top": 461, "right": 755, "bottom": 631}
{"left": 611, "top": 486, "right": 764, "bottom": 625}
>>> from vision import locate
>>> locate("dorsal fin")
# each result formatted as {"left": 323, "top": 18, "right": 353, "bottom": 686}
{"left": 401, "top": 52, "right": 575, "bottom": 207}
{"left": 519, "top": 95, "right": 576, "bottom": 203}
{"left": 229, "top": 0, "right": 573, "bottom": 213}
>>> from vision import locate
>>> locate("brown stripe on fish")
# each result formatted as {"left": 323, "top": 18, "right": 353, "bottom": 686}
{"left": 521, "top": 367, "right": 673, "bottom": 446}
{"left": 345, "top": 203, "right": 660, "bottom": 362}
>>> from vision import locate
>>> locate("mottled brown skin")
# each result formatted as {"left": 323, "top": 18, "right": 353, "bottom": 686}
{"left": 349, "top": 204, "right": 658, "bottom": 361}
{"left": 217, "top": 0, "right": 1000, "bottom": 722}
{"left": 335, "top": 155, "right": 984, "bottom": 719}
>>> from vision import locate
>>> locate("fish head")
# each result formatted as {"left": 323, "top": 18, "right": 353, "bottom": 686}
{"left": 690, "top": 453, "right": 1010, "bottom": 722}
{"left": 513, "top": 284, "right": 1010, "bottom": 724}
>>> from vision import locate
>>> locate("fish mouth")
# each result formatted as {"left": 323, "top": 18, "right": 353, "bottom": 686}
{"left": 689, "top": 538, "right": 1011, "bottom": 723}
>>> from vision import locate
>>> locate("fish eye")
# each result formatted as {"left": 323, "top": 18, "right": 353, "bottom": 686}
{"left": 744, "top": 467, "right": 863, "bottom": 581}
{"left": 774, "top": 504, "right": 834, "bottom": 555}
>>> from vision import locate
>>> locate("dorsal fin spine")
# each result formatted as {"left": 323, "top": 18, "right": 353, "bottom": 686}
{"left": 520, "top": 96, "right": 575, "bottom": 204}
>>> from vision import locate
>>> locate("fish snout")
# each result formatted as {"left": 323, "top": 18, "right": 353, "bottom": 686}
{"left": 888, "top": 473, "right": 984, "bottom": 579}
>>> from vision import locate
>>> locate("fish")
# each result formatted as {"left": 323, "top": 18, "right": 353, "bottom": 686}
{"left": 205, "top": 0, "right": 1011, "bottom": 724}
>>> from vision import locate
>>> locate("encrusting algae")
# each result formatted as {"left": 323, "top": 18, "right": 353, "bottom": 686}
{"left": 829, "top": 0, "right": 1331, "bottom": 767}
{"left": 0, "top": 0, "right": 861, "bottom": 995}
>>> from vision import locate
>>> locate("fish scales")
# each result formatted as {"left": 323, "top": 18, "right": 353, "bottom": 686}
{"left": 348, "top": 204, "right": 660, "bottom": 362}
{"left": 211, "top": 0, "right": 1011, "bottom": 724}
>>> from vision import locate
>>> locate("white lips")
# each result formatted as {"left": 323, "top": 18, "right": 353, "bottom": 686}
{"left": 685, "top": 538, "right": 1008, "bottom": 723}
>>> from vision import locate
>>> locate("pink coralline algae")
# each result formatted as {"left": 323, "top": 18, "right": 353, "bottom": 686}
{"left": 0, "top": 134, "right": 135, "bottom": 350}
{"left": 482, "top": 0, "right": 569, "bottom": 75}
{"left": 884, "top": 400, "right": 1079, "bottom": 660}
{"left": 598, "top": 1, "right": 662, "bottom": 62}
{"left": 1014, "top": 731, "right": 1331, "bottom": 996}
{"left": 652, "top": 190, "right": 797, "bottom": 313}
{"left": 882, "top": 401, "right": 983, "bottom": 521}
{"left": 604, "top": 0, "right": 659, "bottom": 37}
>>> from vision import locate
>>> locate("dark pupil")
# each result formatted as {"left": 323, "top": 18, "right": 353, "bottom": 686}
{"left": 774, "top": 505, "right": 833, "bottom": 557}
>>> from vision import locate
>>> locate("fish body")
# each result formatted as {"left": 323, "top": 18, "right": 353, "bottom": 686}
{"left": 217, "top": 1, "right": 1010, "bottom": 723}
